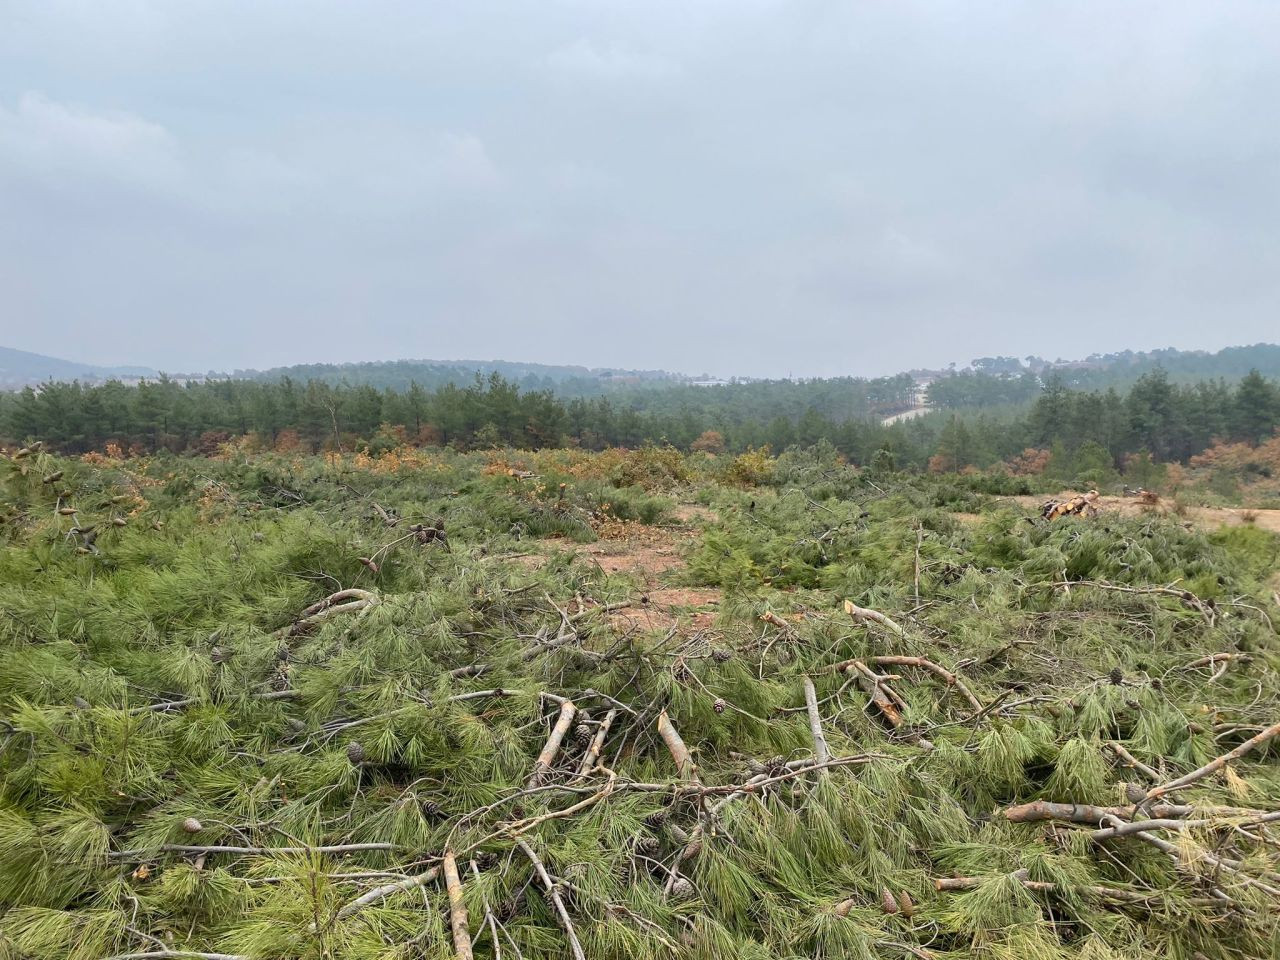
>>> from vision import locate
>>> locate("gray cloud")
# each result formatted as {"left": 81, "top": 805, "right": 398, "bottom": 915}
{"left": 2, "top": 1, "right": 1278, "bottom": 376}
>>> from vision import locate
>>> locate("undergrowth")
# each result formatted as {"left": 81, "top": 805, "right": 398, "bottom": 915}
{"left": 0, "top": 444, "right": 1277, "bottom": 960}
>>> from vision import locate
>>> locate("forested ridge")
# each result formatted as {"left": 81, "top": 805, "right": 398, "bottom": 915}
{"left": 3, "top": 366, "right": 1278, "bottom": 480}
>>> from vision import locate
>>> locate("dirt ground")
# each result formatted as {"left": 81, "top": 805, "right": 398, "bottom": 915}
{"left": 517, "top": 501, "right": 724, "bottom": 632}
{"left": 1007, "top": 492, "right": 1280, "bottom": 534}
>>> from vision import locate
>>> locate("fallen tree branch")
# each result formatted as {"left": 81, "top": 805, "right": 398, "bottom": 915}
{"left": 827, "top": 659, "right": 904, "bottom": 727}
{"left": 109, "top": 842, "right": 398, "bottom": 860}
{"left": 276, "top": 588, "right": 380, "bottom": 637}
{"left": 515, "top": 838, "right": 586, "bottom": 960}
{"left": 1145, "top": 719, "right": 1280, "bottom": 800}
{"left": 1002, "top": 800, "right": 1267, "bottom": 825}
{"left": 1089, "top": 810, "right": 1280, "bottom": 842}
{"left": 867, "top": 655, "right": 982, "bottom": 713}
{"left": 1041, "top": 580, "right": 1214, "bottom": 625}
{"left": 443, "top": 850, "right": 473, "bottom": 960}
{"left": 843, "top": 599, "right": 905, "bottom": 637}
{"left": 335, "top": 865, "right": 441, "bottom": 919}
{"left": 657, "top": 710, "right": 699, "bottom": 782}
{"left": 802, "top": 677, "right": 831, "bottom": 769}
{"left": 574, "top": 707, "right": 617, "bottom": 780}
{"left": 1099, "top": 813, "right": 1280, "bottom": 898}
{"left": 1107, "top": 741, "right": 1161, "bottom": 782}
{"left": 527, "top": 700, "right": 577, "bottom": 789}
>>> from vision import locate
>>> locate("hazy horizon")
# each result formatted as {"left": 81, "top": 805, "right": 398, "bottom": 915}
{"left": 4, "top": 2, "right": 1280, "bottom": 377}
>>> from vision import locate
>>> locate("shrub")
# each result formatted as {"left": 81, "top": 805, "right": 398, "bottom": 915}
{"left": 722, "top": 446, "right": 774, "bottom": 487}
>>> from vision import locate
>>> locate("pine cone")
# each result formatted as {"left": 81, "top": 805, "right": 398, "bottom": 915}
{"left": 574, "top": 723, "right": 594, "bottom": 747}
{"left": 182, "top": 817, "right": 203, "bottom": 834}
{"left": 713, "top": 698, "right": 726, "bottom": 714}
{"left": 880, "top": 887, "right": 900, "bottom": 914}
{"left": 287, "top": 717, "right": 307, "bottom": 733}
{"left": 211, "top": 646, "right": 232, "bottom": 664}
{"left": 711, "top": 648, "right": 733, "bottom": 663}
{"left": 1108, "top": 666, "right": 1125, "bottom": 685}
{"left": 422, "top": 800, "right": 441, "bottom": 817}
{"left": 496, "top": 890, "right": 525, "bottom": 921}
{"left": 474, "top": 850, "right": 498, "bottom": 869}
{"left": 634, "top": 835, "right": 660, "bottom": 857}
{"left": 670, "top": 877, "right": 695, "bottom": 902}
{"left": 73, "top": 696, "right": 91, "bottom": 710}
{"left": 767, "top": 755, "right": 788, "bottom": 775}
{"left": 346, "top": 741, "right": 366, "bottom": 765}
{"left": 643, "top": 809, "right": 670, "bottom": 829}
{"left": 897, "top": 890, "right": 915, "bottom": 917}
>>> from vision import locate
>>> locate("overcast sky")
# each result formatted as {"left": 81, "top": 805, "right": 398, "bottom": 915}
{"left": 2, "top": 1, "right": 1278, "bottom": 377}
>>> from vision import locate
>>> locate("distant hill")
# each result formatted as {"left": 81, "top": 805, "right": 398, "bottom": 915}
{"left": 5, "top": 342, "right": 1280, "bottom": 398}
{"left": 0, "top": 346, "right": 157, "bottom": 389}
{"left": 237, "top": 358, "right": 690, "bottom": 397}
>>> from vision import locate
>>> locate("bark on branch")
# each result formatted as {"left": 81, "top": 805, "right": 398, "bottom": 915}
{"left": 657, "top": 710, "right": 699, "bottom": 782}
{"left": 1144, "top": 719, "right": 1280, "bottom": 800}
{"left": 527, "top": 700, "right": 577, "bottom": 789}
{"left": 842, "top": 599, "right": 905, "bottom": 637}
{"left": 867, "top": 655, "right": 983, "bottom": 713}
{"left": 802, "top": 678, "right": 830, "bottom": 769}
{"left": 443, "top": 850, "right": 473, "bottom": 960}
{"left": 515, "top": 838, "right": 586, "bottom": 960}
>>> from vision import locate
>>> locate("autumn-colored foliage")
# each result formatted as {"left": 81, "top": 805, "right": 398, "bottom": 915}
{"left": 1004, "top": 447, "right": 1051, "bottom": 475}
{"left": 690, "top": 429, "right": 726, "bottom": 454}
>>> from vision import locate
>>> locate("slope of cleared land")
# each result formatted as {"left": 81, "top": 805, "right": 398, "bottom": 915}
{"left": 1, "top": 445, "right": 1278, "bottom": 960}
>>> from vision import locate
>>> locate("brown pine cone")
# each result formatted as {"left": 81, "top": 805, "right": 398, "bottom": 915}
{"left": 643, "top": 809, "right": 670, "bottom": 829}
{"left": 880, "top": 887, "right": 900, "bottom": 914}
{"left": 670, "top": 877, "right": 695, "bottom": 902}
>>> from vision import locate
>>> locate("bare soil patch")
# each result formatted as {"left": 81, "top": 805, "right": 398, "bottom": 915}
{"left": 1005, "top": 493, "right": 1280, "bottom": 534}
{"left": 608, "top": 587, "right": 722, "bottom": 632}
{"left": 572, "top": 503, "right": 721, "bottom": 630}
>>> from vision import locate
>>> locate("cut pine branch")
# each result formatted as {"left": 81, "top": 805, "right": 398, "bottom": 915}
{"left": 276, "top": 588, "right": 379, "bottom": 637}
{"left": 443, "top": 851, "right": 473, "bottom": 960}
{"left": 827, "top": 659, "right": 904, "bottom": 727}
{"left": 1000, "top": 800, "right": 1266, "bottom": 825}
{"left": 336, "top": 865, "right": 441, "bottom": 919}
{"left": 802, "top": 677, "right": 830, "bottom": 768}
{"left": 516, "top": 839, "right": 586, "bottom": 960}
{"left": 1144, "top": 719, "right": 1280, "bottom": 800}
{"left": 868, "top": 655, "right": 982, "bottom": 713}
{"left": 842, "top": 599, "right": 905, "bottom": 637}
{"left": 574, "top": 707, "right": 617, "bottom": 780}
{"left": 527, "top": 700, "right": 577, "bottom": 789}
{"left": 657, "top": 710, "right": 699, "bottom": 782}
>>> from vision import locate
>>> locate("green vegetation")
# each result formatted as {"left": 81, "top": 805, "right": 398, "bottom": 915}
{"left": 1, "top": 441, "right": 1277, "bottom": 959}
{"left": 3, "top": 365, "right": 1279, "bottom": 488}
